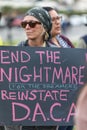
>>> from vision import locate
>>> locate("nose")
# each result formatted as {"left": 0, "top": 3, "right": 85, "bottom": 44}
{"left": 25, "top": 23, "right": 30, "bottom": 29}
{"left": 55, "top": 19, "right": 60, "bottom": 24}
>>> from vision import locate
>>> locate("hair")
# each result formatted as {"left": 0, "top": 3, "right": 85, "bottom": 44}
{"left": 43, "top": 6, "right": 58, "bottom": 13}
{"left": 43, "top": 7, "right": 54, "bottom": 12}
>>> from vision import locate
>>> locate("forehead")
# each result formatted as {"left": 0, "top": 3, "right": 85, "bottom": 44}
{"left": 49, "top": 10, "right": 58, "bottom": 17}
{"left": 23, "top": 15, "right": 39, "bottom": 21}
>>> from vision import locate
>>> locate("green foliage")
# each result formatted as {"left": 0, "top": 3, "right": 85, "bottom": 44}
{"left": 72, "top": 41, "right": 78, "bottom": 48}
{"left": 2, "top": 6, "right": 32, "bottom": 16}
{"left": 2, "top": 6, "right": 13, "bottom": 15}
{"left": 3, "top": 40, "right": 18, "bottom": 46}
{"left": 59, "top": 10, "right": 87, "bottom": 16}
{"left": 15, "top": 7, "right": 31, "bottom": 15}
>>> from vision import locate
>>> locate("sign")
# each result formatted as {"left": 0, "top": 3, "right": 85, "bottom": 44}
{"left": 0, "top": 47, "right": 87, "bottom": 126}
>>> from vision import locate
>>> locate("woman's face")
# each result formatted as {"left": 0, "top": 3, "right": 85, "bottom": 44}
{"left": 21, "top": 15, "right": 45, "bottom": 40}
{"left": 49, "top": 10, "right": 61, "bottom": 37}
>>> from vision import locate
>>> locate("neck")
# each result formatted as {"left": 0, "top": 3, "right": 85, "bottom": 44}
{"left": 28, "top": 39, "right": 45, "bottom": 47}
{"left": 51, "top": 36, "right": 61, "bottom": 47}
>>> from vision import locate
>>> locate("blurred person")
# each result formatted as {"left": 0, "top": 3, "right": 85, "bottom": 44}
{"left": 43, "top": 6, "right": 74, "bottom": 130}
{"left": 77, "top": 16, "right": 87, "bottom": 48}
{"left": 5, "top": 7, "right": 57, "bottom": 130}
{"left": 43, "top": 6, "right": 74, "bottom": 48}
{"left": 77, "top": 35, "right": 87, "bottom": 48}
{"left": 76, "top": 32, "right": 87, "bottom": 49}
{"left": 0, "top": 11, "right": 3, "bottom": 46}
{"left": 0, "top": 12, "right": 1, "bottom": 19}
{"left": 6, "top": 15, "right": 14, "bottom": 44}
{"left": 75, "top": 83, "right": 87, "bottom": 130}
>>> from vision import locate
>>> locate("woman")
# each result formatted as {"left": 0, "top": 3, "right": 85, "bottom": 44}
{"left": 43, "top": 7, "right": 74, "bottom": 48}
{"left": 19, "top": 6, "right": 57, "bottom": 130}
{"left": 5, "top": 7, "right": 57, "bottom": 130}
{"left": 18, "top": 7, "right": 55, "bottom": 48}
{"left": 43, "top": 6, "right": 74, "bottom": 130}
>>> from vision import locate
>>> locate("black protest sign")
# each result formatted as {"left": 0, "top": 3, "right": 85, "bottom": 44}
{"left": 0, "top": 47, "right": 87, "bottom": 126}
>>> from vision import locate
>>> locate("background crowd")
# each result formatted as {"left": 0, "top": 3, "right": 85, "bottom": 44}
{"left": 0, "top": 0, "right": 87, "bottom": 46}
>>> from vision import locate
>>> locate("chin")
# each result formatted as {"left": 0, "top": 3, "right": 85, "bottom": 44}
{"left": 57, "top": 31, "right": 61, "bottom": 34}
{"left": 28, "top": 36, "right": 35, "bottom": 40}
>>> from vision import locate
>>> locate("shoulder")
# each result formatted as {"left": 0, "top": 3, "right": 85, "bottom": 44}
{"left": 60, "top": 34, "right": 74, "bottom": 48}
{"left": 81, "top": 35, "right": 87, "bottom": 43}
{"left": 17, "top": 40, "right": 28, "bottom": 46}
{"left": 76, "top": 35, "right": 87, "bottom": 49}
{"left": 47, "top": 41, "right": 57, "bottom": 47}
{"left": 77, "top": 38, "right": 87, "bottom": 49}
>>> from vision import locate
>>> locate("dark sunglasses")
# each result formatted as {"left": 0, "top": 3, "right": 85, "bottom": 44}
{"left": 21, "top": 20, "right": 41, "bottom": 28}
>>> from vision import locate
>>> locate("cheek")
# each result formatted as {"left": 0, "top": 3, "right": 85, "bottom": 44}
{"left": 37, "top": 26, "right": 45, "bottom": 34}
{"left": 51, "top": 25, "right": 54, "bottom": 32}
{"left": 51, "top": 26, "right": 57, "bottom": 35}
{"left": 52, "top": 23, "right": 55, "bottom": 29}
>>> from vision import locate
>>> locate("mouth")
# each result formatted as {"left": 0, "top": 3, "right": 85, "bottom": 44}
{"left": 56, "top": 26, "right": 61, "bottom": 30}
{"left": 26, "top": 30, "right": 33, "bottom": 33}
{"left": 26, "top": 31, "right": 33, "bottom": 35}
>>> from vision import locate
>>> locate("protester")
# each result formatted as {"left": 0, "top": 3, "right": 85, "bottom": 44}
{"left": 4, "top": 7, "right": 57, "bottom": 130}
{"left": 19, "top": 6, "right": 57, "bottom": 130}
{"left": 76, "top": 16, "right": 87, "bottom": 48}
{"left": 43, "top": 6, "right": 74, "bottom": 130}
{"left": 43, "top": 6, "right": 74, "bottom": 48}
{"left": 76, "top": 35, "right": 87, "bottom": 48}
{"left": 75, "top": 83, "right": 87, "bottom": 130}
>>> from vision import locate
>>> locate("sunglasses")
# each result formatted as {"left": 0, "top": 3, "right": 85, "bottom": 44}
{"left": 21, "top": 20, "right": 41, "bottom": 28}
